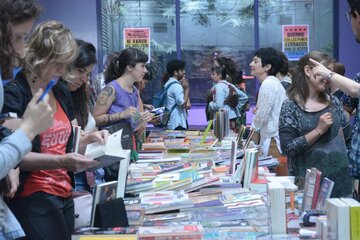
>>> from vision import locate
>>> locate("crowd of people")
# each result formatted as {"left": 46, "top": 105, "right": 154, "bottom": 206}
{"left": 2, "top": 0, "right": 360, "bottom": 239}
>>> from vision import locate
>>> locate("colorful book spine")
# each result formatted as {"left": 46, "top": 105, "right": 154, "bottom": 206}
{"left": 315, "top": 177, "right": 334, "bottom": 211}
{"left": 311, "top": 168, "right": 322, "bottom": 209}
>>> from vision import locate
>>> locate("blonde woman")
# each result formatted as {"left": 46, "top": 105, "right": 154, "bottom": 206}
{"left": 2, "top": 21, "right": 101, "bottom": 240}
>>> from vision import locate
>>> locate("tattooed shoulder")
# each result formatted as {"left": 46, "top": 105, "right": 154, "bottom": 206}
{"left": 97, "top": 85, "right": 114, "bottom": 105}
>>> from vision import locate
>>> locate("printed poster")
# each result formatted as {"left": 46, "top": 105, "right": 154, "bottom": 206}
{"left": 123, "top": 27, "right": 150, "bottom": 62}
{"left": 282, "top": 25, "right": 309, "bottom": 61}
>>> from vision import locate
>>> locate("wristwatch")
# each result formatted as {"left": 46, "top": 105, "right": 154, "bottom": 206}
{"left": 327, "top": 72, "right": 335, "bottom": 81}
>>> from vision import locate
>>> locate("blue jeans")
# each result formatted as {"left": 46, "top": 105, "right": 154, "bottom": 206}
{"left": 8, "top": 192, "right": 74, "bottom": 240}
{"left": 74, "top": 172, "right": 89, "bottom": 192}
{"left": 2, "top": 199, "right": 25, "bottom": 240}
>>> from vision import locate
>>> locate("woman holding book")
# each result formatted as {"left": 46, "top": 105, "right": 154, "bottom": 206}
{"left": 93, "top": 47, "right": 153, "bottom": 138}
{"left": 279, "top": 51, "right": 352, "bottom": 197}
{"left": 0, "top": 1, "right": 55, "bottom": 239}
{"left": 60, "top": 39, "right": 109, "bottom": 191}
{"left": 2, "top": 21, "right": 104, "bottom": 240}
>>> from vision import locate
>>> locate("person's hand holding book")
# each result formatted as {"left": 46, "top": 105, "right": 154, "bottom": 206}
{"left": 58, "top": 152, "right": 99, "bottom": 172}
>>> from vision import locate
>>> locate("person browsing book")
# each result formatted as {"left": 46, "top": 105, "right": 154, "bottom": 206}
{"left": 60, "top": 39, "right": 109, "bottom": 191}
{"left": 0, "top": 1, "right": 54, "bottom": 239}
{"left": 279, "top": 51, "right": 352, "bottom": 198}
{"left": 93, "top": 48, "right": 153, "bottom": 138}
{"left": 250, "top": 48, "right": 287, "bottom": 157}
{"left": 2, "top": 21, "right": 103, "bottom": 240}
{"left": 208, "top": 66, "right": 248, "bottom": 133}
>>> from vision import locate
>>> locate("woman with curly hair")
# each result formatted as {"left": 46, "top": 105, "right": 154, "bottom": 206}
{"left": 0, "top": 1, "right": 54, "bottom": 239}
{"left": 2, "top": 21, "right": 102, "bottom": 240}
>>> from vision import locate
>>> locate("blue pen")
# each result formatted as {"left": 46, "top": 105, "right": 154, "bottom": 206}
{"left": 37, "top": 79, "right": 57, "bottom": 103}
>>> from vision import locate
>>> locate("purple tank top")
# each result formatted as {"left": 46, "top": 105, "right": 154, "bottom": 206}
{"left": 107, "top": 80, "right": 139, "bottom": 127}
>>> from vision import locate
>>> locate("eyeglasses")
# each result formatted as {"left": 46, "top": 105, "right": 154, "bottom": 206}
{"left": 346, "top": 10, "right": 353, "bottom": 22}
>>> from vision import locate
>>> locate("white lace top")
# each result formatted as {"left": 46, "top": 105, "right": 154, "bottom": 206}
{"left": 252, "top": 75, "right": 287, "bottom": 148}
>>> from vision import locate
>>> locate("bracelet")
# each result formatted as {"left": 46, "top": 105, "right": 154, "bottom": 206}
{"left": 327, "top": 72, "right": 335, "bottom": 81}
{"left": 314, "top": 128, "right": 321, "bottom": 137}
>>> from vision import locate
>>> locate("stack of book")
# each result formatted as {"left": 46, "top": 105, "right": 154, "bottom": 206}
{"left": 140, "top": 190, "right": 193, "bottom": 214}
{"left": 72, "top": 227, "right": 138, "bottom": 240}
{"left": 326, "top": 197, "right": 360, "bottom": 240}
{"left": 302, "top": 168, "right": 334, "bottom": 212}
{"left": 213, "top": 108, "right": 229, "bottom": 142}
{"left": 138, "top": 225, "right": 204, "bottom": 240}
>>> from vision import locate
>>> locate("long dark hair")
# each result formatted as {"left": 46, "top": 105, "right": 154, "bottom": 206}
{"left": 348, "top": 0, "right": 360, "bottom": 16}
{"left": 211, "top": 66, "right": 227, "bottom": 80}
{"left": 215, "top": 56, "right": 237, "bottom": 83}
{"left": 70, "top": 39, "right": 97, "bottom": 129}
{"left": 0, "top": 0, "right": 42, "bottom": 79}
{"left": 287, "top": 51, "right": 332, "bottom": 109}
{"left": 104, "top": 48, "right": 148, "bottom": 84}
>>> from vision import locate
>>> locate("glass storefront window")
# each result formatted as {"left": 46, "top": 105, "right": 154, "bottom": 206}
{"left": 99, "top": 0, "right": 176, "bottom": 104}
{"left": 180, "top": 0, "right": 255, "bottom": 104}
{"left": 99, "top": 0, "right": 334, "bottom": 105}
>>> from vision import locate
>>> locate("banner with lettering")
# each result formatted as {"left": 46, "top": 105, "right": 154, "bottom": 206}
{"left": 123, "top": 28, "right": 151, "bottom": 62}
{"left": 282, "top": 25, "right": 309, "bottom": 61}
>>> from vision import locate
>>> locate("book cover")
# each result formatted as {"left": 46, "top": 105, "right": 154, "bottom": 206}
{"left": 116, "top": 149, "right": 131, "bottom": 199}
{"left": 184, "top": 176, "right": 220, "bottom": 193}
{"left": 72, "top": 226, "right": 138, "bottom": 240}
{"left": 144, "top": 200, "right": 193, "bottom": 214}
{"left": 315, "top": 177, "right": 334, "bottom": 211}
{"left": 310, "top": 168, "right": 322, "bottom": 209}
{"left": 142, "top": 212, "right": 191, "bottom": 225}
{"left": 243, "top": 148, "right": 258, "bottom": 188}
{"left": 267, "top": 181, "right": 286, "bottom": 234}
{"left": 340, "top": 198, "right": 360, "bottom": 240}
{"left": 91, "top": 181, "right": 117, "bottom": 227}
{"left": 94, "top": 198, "right": 129, "bottom": 228}
{"left": 103, "top": 121, "right": 134, "bottom": 150}
{"left": 228, "top": 140, "right": 237, "bottom": 174}
{"left": 243, "top": 129, "right": 255, "bottom": 150}
{"left": 0, "top": 112, "right": 17, "bottom": 121}
{"left": 326, "top": 198, "right": 350, "bottom": 240}
{"left": 85, "top": 129, "right": 127, "bottom": 171}
{"left": 236, "top": 125, "right": 246, "bottom": 147}
{"left": 301, "top": 169, "right": 312, "bottom": 212}
{"left": 126, "top": 210, "right": 141, "bottom": 226}
{"left": 72, "top": 125, "right": 81, "bottom": 154}
{"left": 142, "top": 142, "right": 165, "bottom": 151}
{"left": 138, "top": 225, "right": 203, "bottom": 238}
{"left": 200, "top": 120, "right": 213, "bottom": 144}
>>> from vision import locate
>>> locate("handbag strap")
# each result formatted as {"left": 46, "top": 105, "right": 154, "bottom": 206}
{"left": 220, "top": 81, "right": 240, "bottom": 117}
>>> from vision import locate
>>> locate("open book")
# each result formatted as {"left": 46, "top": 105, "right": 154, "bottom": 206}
{"left": 85, "top": 129, "right": 128, "bottom": 171}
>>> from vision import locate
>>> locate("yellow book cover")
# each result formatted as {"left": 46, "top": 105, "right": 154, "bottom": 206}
{"left": 341, "top": 198, "right": 360, "bottom": 239}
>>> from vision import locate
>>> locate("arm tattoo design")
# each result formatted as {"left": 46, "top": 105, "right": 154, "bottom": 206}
{"left": 97, "top": 86, "right": 114, "bottom": 106}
